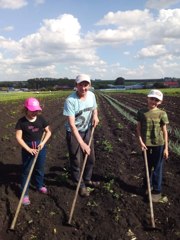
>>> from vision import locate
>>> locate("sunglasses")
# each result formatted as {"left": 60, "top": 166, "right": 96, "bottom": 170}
{"left": 149, "top": 97, "right": 160, "bottom": 102}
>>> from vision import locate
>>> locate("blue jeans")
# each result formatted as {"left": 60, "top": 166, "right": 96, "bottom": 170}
{"left": 21, "top": 140, "right": 46, "bottom": 195}
{"left": 66, "top": 128, "right": 95, "bottom": 188}
{"left": 143, "top": 145, "right": 164, "bottom": 193}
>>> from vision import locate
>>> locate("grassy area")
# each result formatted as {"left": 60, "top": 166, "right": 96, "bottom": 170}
{"left": 100, "top": 88, "right": 180, "bottom": 96}
{"left": 0, "top": 88, "right": 179, "bottom": 102}
{"left": 0, "top": 90, "right": 71, "bottom": 102}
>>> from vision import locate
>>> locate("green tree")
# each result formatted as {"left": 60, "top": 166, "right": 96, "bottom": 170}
{"left": 114, "top": 77, "right": 125, "bottom": 85}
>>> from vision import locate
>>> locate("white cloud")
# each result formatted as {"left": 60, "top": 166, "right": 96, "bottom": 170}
{"left": 0, "top": 0, "right": 28, "bottom": 9}
{"left": 34, "top": 0, "right": 45, "bottom": 5}
{"left": 90, "top": 10, "right": 152, "bottom": 45}
{"left": 97, "top": 9, "right": 153, "bottom": 26}
{"left": 2, "top": 26, "right": 14, "bottom": 32}
{"left": 137, "top": 45, "right": 167, "bottom": 58}
{"left": 123, "top": 51, "right": 130, "bottom": 55}
{"left": 87, "top": 7, "right": 180, "bottom": 57}
{"left": 146, "top": 0, "right": 180, "bottom": 9}
{"left": 0, "top": 36, "right": 21, "bottom": 52}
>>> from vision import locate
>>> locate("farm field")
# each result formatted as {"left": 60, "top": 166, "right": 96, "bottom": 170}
{"left": 0, "top": 90, "right": 180, "bottom": 240}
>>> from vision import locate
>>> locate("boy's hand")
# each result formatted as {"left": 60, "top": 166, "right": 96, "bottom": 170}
{"left": 140, "top": 142, "right": 147, "bottom": 151}
{"left": 164, "top": 149, "right": 169, "bottom": 160}
{"left": 92, "top": 116, "right": 99, "bottom": 128}
{"left": 80, "top": 142, "right": 91, "bottom": 155}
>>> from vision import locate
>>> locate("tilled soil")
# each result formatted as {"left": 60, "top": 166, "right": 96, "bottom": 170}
{"left": 0, "top": 92, "right": 179, "bottom": 240}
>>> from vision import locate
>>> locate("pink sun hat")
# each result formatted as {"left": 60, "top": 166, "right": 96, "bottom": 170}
{"left": 24, "top": 97, "right": 42, "bottom": 111}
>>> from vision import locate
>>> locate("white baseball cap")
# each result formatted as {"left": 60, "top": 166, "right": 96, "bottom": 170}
{"left": 147, "top": 89, "right": 163, "bottom": 101}
{"left": 75, "top": 74, "right": 91, "bottom": 84}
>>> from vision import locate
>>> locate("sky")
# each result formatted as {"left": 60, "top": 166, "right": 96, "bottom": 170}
{"left": 0, "top": 0, "right": 180, "bottom": 82}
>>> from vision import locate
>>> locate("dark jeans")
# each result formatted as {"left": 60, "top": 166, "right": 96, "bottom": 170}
{"left": 21, "top": 140, "right": 46, "bottom": 195}
{"left": 66, "top": 128, "right": 95, "bottom": 188}
{"left": 143, "top": 145, "right": 164, "bottom": 193}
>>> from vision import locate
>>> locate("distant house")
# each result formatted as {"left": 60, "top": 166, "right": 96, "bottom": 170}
{"left": 107, "top": 84, "right": 125, "bottom": 90}
{"left": 125, "top": 84, "right": 144, "bottom": 90}
{"left": 164, "top": 81, "right": 179, "bottom": 88}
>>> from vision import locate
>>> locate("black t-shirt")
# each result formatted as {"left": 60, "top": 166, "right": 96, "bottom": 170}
{"left": 15, "top": 115, "right": 49, "bottom": 142}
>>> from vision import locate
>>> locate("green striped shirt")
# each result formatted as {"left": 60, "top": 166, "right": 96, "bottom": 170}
{"left": 137, "top": 108, "right": 169, "bottom": 146}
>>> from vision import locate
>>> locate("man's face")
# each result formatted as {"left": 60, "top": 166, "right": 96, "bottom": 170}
{"left": 76, "top": 81, "right": 90, "bottom": 97}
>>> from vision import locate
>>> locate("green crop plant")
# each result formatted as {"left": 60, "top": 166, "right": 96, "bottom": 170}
{"left": 65, "top": 152, "right": 69, "bottom": 159}
{"left": 87, "top": 200, "right": 98, "bottom": 207}
{"left": 5, "top": 122, "right": 15, "bottom": 128}
{"left": 103, "top": 179, "right": 114, "bottom": 193}
{"left": 174, "top": 128, "right": 180, "bottom": 140}
{"left": 117, "top": 122, "right": 123, "bottom": 129}
{"left": 30, "top": 235, "right": 37, "bottom": 240}
{"left": 169, "top": 140, "right": 180, "bottom": 156}
{"left": 102, "top": 140, "right": 113, "bottom": 153}
{"left": 113, "top": 207, "right": 121, "bottom": 222}
{"left": 113, "top": 192, "right": 120, "bottom": 199}
{"left": 55, "top": 168, "right": 69, "bottom": 184}
{"left": 2, "top": 135, "right": 10, "bottom": 141}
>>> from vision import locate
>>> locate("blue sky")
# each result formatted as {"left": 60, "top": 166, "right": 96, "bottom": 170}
{"left": 0, "top": 0, "right": 180, "bottom": 81}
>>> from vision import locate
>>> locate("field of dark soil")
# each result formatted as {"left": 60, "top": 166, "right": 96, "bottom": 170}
{"left": 0, "top": 91, "right": 179, "bottom": 240}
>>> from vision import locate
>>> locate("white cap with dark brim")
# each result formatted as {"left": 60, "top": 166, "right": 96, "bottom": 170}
{"left": 75, "top": 74, "right": 91, "bottom": 84}
{"left": 147, "top": 89, "right": 163, "bottom": 101}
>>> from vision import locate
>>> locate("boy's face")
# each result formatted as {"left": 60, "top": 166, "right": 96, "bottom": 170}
{"left": 76, "top": 81, "right": 90, "bottom": 97}
{"left": 147, "top": 97, "right": 162, "bottom": 109}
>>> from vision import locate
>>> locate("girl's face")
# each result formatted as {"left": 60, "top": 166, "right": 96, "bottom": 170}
{"left": 76, "top": 81, "right": 90, "bottom": 97}
{"left": 26, "top": 110, "right": 39, "bottom": 119}
{"left": 147, "top": 97, "right": 161, "bottom": 109}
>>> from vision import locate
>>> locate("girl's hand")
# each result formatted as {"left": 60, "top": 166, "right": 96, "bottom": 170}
{"left": 28, "top": 148, "right": 38, "bottom": 155}
{"left": 37, "top": 142, "right": 45, "bottom": 150}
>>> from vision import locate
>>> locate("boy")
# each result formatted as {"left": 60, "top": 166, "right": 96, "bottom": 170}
{"left": 63, "top": 74, "right": 99, "bottom": 197}
{"left": 136, "top": 89, "right": 169, "bottom": 202}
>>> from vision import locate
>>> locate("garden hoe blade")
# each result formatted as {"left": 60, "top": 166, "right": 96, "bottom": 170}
{"left": 143, "top": 149, "right": 161, "bottom": 232}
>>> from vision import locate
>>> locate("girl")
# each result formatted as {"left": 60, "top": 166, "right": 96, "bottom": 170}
{"left": 15, "top": 97, "right": 51, "bottom": 205}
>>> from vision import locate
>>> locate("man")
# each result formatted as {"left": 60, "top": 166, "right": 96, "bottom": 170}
{"left": 63, "top": 74, "right": 99, "bottom": 197}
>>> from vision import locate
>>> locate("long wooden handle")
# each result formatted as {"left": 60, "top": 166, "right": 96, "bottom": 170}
{"left": 10, "top": 132, "right": 46, "bottom": 230}
{"left": 144, "top": 149, "right": 155, "bottom": 228}
{"left": 68, "top": 127, "right": 95, "bottom": 225}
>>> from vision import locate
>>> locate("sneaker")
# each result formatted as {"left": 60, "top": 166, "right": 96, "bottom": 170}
{"left": 39, "top": 186, "right": 47, "bottom": 194}
{"left": 152, "top": 193, "right": 162, "bottom": 203}
{"left": 79, "top": 187, "right": 90, "bottom": 197}
{"left": 85, "top": 180, "right": 100, "bottom": 188}
{"left": 22, "top": 196, "right": 30, "bottom": 205}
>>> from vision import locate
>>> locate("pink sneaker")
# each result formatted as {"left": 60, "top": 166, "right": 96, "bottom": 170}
{"left": 22, "top": 196, "right": 30, "bottom": 205}
{"left": 39, "top": 186, "right": 47, "bottom": 194}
